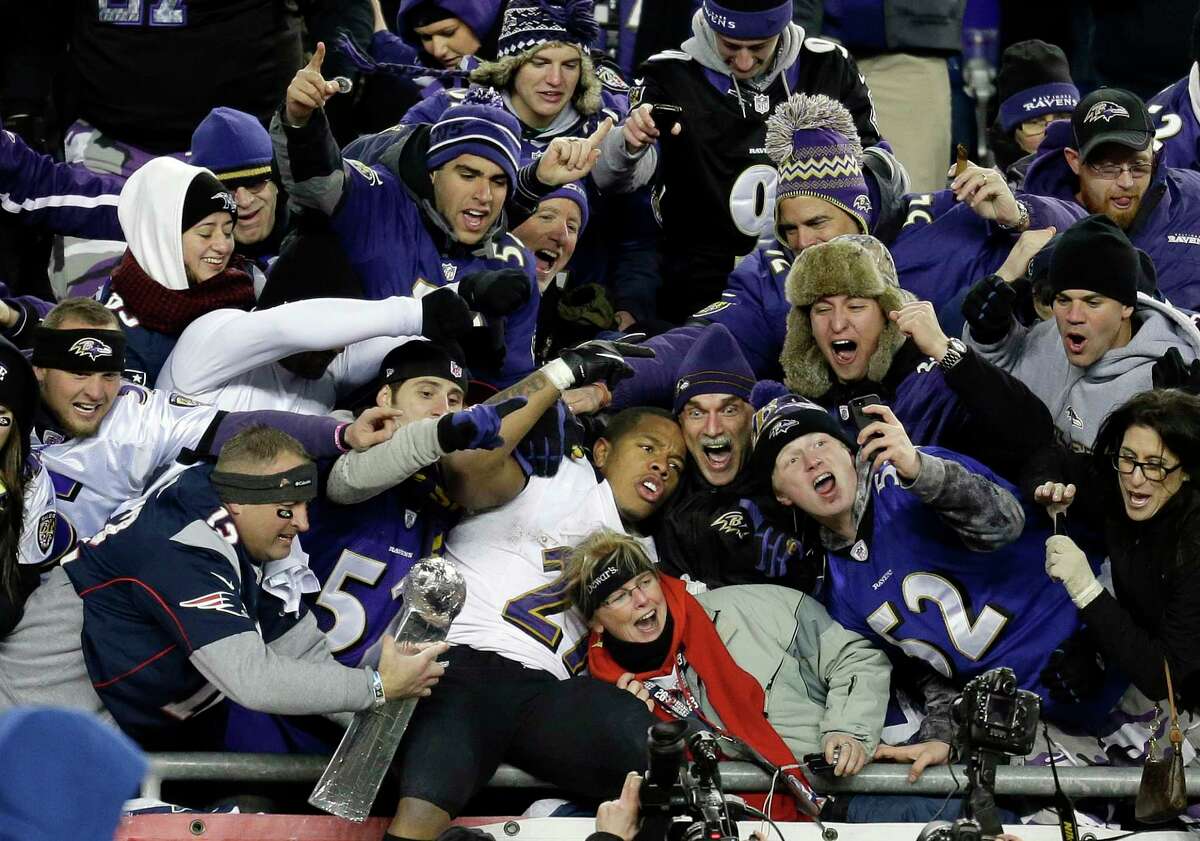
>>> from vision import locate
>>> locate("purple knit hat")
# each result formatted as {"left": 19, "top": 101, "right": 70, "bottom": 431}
{"left": 765, "top": 93, "right": 871, "bottom": 235}
{"left": 702, "top": 0, "right": 791, "bottom": 40}
{"left": 496, "top": 0, "right": 599, "bottom": 58}
{"left": 426, "top": 87, "right": 522, "bottom": 184}
{"left": 672, "top": 323, "right": 756, "bottom": 415}
{"left": 542, "top": 181, "right": 589, "bottom": 231}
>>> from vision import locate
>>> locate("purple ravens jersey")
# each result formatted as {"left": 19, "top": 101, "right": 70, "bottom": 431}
{"left": 817, "top": 447, "right": 1085, "bottom": 720}
{"left": 1148, "top": 71, "right": 1200, "bottom": 173}
{"left": 64, "top": 465, "right": 299, "bottom": 741}
{"left": 305, "top": 471, "right": 458, "bottom": 667}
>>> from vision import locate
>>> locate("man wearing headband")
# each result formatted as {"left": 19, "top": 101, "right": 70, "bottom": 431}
{"left": 27, "top": 298, "right": 398, "bottom": 539}
{"left": 0, "top": 427, "right": 447, "bottom": 749}
{"left": 593, "top": 0, "right": 880, "bottom": 323}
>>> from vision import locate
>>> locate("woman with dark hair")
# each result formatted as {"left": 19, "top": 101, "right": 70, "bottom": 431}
{"left": 1033, "top": 388, "right": 1200, "bottom": 705}
{"left": 0, "top": 337, "right": 75, "bottom": 637}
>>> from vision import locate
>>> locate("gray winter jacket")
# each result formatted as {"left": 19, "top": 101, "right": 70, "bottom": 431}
{"left": 965, "top": 293, "right": 1200, "bottom": 450}
{"left": 692, "top": 584, "right": 889, "bottom": 757}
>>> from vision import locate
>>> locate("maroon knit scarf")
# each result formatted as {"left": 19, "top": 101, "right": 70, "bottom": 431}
{"left": 108, "top": 250, "right": 256, "bottom": 335}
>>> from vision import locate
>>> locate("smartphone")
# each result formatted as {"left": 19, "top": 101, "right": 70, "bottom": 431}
{"left": 650, "top": 103, "right": 683, "bottom": 135}
{"left": 847, "top": 394, "right": 885, "bottom": 432}
{"left": 803, "top": 752, "right": 835, "bottom": 775}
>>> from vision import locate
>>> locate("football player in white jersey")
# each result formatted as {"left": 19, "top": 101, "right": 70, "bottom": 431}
{"left": 27, "top": 298, "right": 397, "bottom": 539}
{"left": 328, "top": 338, "right": 687, "bottom": 841}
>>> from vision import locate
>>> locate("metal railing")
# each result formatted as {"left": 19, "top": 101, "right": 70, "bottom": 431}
{"left": 141, "top": 754, "right": 1200, "bottom": 801}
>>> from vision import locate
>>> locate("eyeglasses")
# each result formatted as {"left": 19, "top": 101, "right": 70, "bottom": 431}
{"left": 1016, "top": 115, "right": 1064, "bottom": 138}
{"left": 602, "top": 572, "right": 658, "bottom": 609}
{"left": 1085, "top": 161, "right": 1153, "bottom": 180}
{"left": 1112, "top": 454, "right": 1183, "bottom": 482}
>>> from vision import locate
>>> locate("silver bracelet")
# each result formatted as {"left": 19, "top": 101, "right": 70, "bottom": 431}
{"left": 998, "top": 199, "right": 1030, "bottom": 231}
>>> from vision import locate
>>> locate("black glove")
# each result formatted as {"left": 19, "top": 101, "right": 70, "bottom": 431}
{"left": 421, "top": 288, "right": 474, "bottom": 344}
{"left": 961, "top": 273, "right": 1016, "bottom": 344}
{"left": 557, "top": 337, "right": 655, "bottom": 390}
{"left": 458, "top": 268, "right": 531, "bottom": 318}
{"left": 1039, "top": 631, "right": 1106, "bottom": 704}
{"left": 460, "top": 323, "right": 507, "bottom": 376}
{"left": 435, "top": 397, "right": 526, "bottom": 452}
{"left": 1152, "top": 346, "right": 1200, "bottom": 394}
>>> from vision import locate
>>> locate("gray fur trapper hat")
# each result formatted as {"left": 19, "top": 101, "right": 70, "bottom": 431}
{"left": 780, "top": 234, "right": 913, "bottom": 398}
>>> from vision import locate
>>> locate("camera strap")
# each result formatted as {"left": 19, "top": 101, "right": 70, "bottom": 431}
{"left": 1041, "top": 723, "right": 1081, "bottom": 841}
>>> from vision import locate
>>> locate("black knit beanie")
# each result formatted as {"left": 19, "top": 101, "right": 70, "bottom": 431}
{"left": 1048, "top": 215, "right": 1140, "bottom": 306}
{"left": 995, "top": 40, "right": 1078, "bottom": 132}
{"left": 180, "top": 171, "right": 236, "bottom": 232}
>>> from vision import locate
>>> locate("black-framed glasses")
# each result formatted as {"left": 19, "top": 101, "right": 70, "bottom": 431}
{"left": 1085, "top": 161, "right": 1153, "bottom": 180}
{"left": 1112, "top": 454, "right": 1183, "bottom": 482}
{"left": 601, "top": 572, "right": 658, "bottom": 609}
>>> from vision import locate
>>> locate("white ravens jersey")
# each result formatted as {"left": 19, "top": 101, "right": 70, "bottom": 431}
{"left": 17, "top": 457, "right": 75, "bottom": 570}
{"left": 31, "top": 384, "right": 218, "bottom": 537}
{"left": 445, "top": 456, "right": 657, "bottom": 679}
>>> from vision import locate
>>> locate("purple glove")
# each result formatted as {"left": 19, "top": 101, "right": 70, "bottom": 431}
{"left": 436, "top": 397, "right": 526, "bottom": 452}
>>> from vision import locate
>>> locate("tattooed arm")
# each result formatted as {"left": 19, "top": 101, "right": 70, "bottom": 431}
{"left": 439, "top": 369, "right": 562, "bottom": 512}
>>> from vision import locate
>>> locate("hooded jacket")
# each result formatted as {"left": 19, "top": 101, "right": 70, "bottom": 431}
{"left": 1146, "top": 64, "right": 1200, "bottom": 173}
{"left": 1023, "top": 120, "right": 1200, "bottom": 312}
{"left": 966, "top": 292, "right": 1200, "bottom": 450}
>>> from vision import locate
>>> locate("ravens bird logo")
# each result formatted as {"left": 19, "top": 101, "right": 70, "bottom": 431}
{"left": 69, "top": 337, "right": 113, "bottom": 361}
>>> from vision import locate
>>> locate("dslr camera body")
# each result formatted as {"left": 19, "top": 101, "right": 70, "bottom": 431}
{"left": 919, "top": 667, "right": 1041, "bottom": 840}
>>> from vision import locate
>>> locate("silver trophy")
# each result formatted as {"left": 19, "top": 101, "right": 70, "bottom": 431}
{"left": 309, "top": 557, "right": 466, "bottom": 821}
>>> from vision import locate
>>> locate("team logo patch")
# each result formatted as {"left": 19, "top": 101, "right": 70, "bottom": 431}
{"left": 441, "top": 262, "right": 457, "bottom": 282}
{"left": 595, "top": 64, "right": 628, "bottom": 91}
{"left": 0, "top": 364, "right": 6, "bottom": 381}
{"left": 675, "top": 379, "right": 689, "bottom": 394}
{"left": 168, "top": 393, "right": 199, "bottom": 408}
{"left": 124, "top": 368, "right": 147, "bottom": 385}
{"left": 850, "top": 539, "right": 869, "bottom": 561}
{"left": 346, "top": 158, "right": 382, "bottom": 186}
{"left": 405, "top": 509, "right": 418, "bottom": 528}
{"left": 853, "top": 194, "right": 873, "bottom": 215}
{"left": 1083, "top": 101, "right": 1130, "bottom": 124}
{"left": 1066, "top": 405, "right": 1083, "bottom": 429}
{"left": 212, "top": 192, "right": 237, "bottom": 213}
{"left": 179, "top": 591, "right": 249, "bottom": 618}
{"left": 769, "top": 418, "right": 799, "bottom": 438}
{"left": 36, "top": 511, "right": 56, "bottom": 554}
{"left": 449, "top": 361, "right": 463, "bottom": 379}
{"left": 710, "top": 510, "right": 749, "bottom": 540}
{"left": 753, "top": 93, "right": 770, "bottom": 115}
{"left": 41, "top": 430, "right": 65, "bottom": 446}
{"left": 70, "top": 337, "right": 113, "bottom": 361}
{"left": 629, "top": 84, "right": 645, "bottom": 109}
{"left": 694, "top": 301, "right": 732, "bottom": 317}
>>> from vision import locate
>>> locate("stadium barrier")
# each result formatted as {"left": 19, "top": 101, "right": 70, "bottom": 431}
{"left": 142, "top": 753, "right": 1200, "bottom": 800}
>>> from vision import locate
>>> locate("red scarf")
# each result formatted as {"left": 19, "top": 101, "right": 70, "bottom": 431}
{"left": 109, "top": 249, "right": 256, "bottom": 335}
{"left": 588, "top": 575, "right": 813, "bottom": 819}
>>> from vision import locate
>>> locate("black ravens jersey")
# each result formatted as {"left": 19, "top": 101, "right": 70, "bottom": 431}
{"left": 631, "top": 38, "right": 879, "bottom": 321}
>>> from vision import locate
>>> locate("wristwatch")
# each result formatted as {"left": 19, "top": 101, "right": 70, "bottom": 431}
{"left": 998, "top": 199, "right": 1030, "bottom": 231}
{"left": 369, "top": 668, "right": 387, "bottom": 707}
{"left": 939, "top": 337, "right": 967, "bottom": 372}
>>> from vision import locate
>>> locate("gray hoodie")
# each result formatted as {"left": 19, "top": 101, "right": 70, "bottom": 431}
{"left": 965, "top": 293, "right": 1200, "bottom": 449}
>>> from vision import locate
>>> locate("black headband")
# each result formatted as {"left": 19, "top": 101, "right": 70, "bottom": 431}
{"left": 31, "top": 327, "right": 126, "bottom": 372}
{"left": 580, "top": 554, "right": 655, "bottom": 618}
{"left": 210, "top": 462, "right": 318, "bottom": 505}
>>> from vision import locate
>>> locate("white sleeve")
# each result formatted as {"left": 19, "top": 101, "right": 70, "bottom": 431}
{"left": 144, "top": 390, "right": 222, "bottom": 473}
{"left": 17, "top": 461, "right": 68, "bottom": 567}
{"left": 332, "top": 336, "right": 408, "bottom": 399}
{"left": 161, "top": 297, "right": 425, "bottom": 395}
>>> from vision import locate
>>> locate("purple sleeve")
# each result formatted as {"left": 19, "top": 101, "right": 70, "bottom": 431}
{"left": 212, "top": 411, "right": 348, "bottom": 459}
{"left": 1019, "top": 193, "right": 1086, "bottom": 233}
{"left": 369, "top": 29, "right": 419, "bottom": 65}
{"left": 609, "top": 323, "right": 704, "bottom": 411}
{"left": 0, "top": 124, "right": 124, "bottom": 240}
{"left": 399, "top": 90, "right": 451, "bottom": 126}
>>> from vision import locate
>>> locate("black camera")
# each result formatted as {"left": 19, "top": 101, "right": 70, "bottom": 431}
{"left": 636, "top": 721, "right": 737, "bottom": 841}
{"left": 918, "top": 668, "right": 1042, "bottom": 840}
{"left": 952, "top": 667, "right": 1040, "bottom": 757}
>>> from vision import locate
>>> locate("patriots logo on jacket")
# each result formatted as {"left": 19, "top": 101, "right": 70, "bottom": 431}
{"left": 70, "top": 337, "right": 113, "bottom": 361}
{"left": 1066, "top": 405, "right": 1084, "bottom": 429}
{"left": 179, "top": 591, "right": 249, "bottom": 618}
{"left": 1083, "top": 101, "right": 1130, "bottom": 124}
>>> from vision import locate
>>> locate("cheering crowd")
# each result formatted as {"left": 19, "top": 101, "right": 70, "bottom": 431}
{"left": 2, "top": 0, "right": 1200, "bottom": 837}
